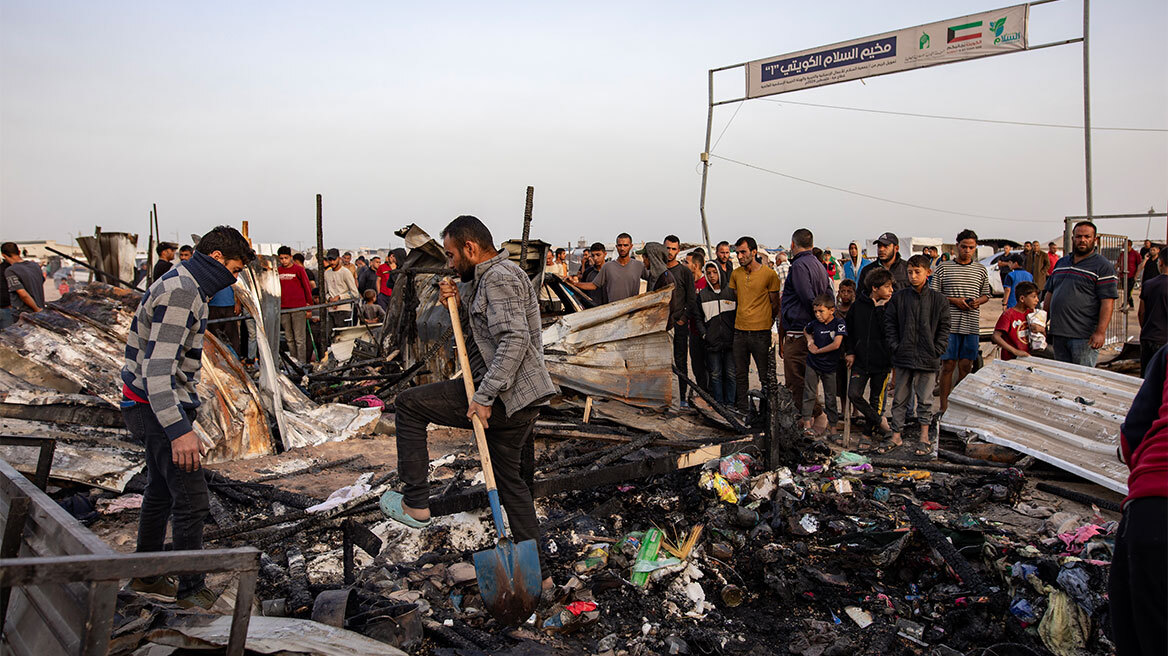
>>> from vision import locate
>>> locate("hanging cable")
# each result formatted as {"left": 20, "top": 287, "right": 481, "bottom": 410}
{"left": 759, "top": 98, "right": 1167, "bottom": 132}
{"left": 709, "top": 154, "right": 1052, "bottom": 223}
{"left": 711, "top": 101, "right": 745, "bottom": 152}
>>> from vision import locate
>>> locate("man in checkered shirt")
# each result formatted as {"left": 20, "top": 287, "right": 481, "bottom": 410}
{"left": 380, "top": 215, "right": 557, "bottom": 582}
{"left": 120, "top": 225, "right": 254, "bottom": 608}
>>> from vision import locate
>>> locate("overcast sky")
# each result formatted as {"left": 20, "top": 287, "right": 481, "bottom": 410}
{"left": 2, "top": 1, "right": 1165, "bottom": 252}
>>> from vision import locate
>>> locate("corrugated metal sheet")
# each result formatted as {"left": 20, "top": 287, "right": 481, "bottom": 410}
{"left": 541, "top": 287, "right": 673, "bottom": 408}
{"left": 940, "top": 357, "right": 1139, "bottom": 494}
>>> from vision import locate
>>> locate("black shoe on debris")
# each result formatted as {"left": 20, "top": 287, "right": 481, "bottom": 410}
{"left": 128, "top": 575, "right": 177, "bottom": 599}
{"left": 177, "top": 586, "right": 219, "bottom": 610}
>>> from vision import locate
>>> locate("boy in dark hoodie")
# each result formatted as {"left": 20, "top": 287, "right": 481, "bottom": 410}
{"left": 697, "top": 262, "right": 737, "bottom": 405}
{"left": 844, "top": 267, "right": 895, "bottom": 442}
{"left": 883, "top": 254, "right": 950, "bottom": 457}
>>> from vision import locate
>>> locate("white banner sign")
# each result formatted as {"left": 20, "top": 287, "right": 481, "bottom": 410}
{"left": 746, "top": 5, "right": 1029, "bottom": 98}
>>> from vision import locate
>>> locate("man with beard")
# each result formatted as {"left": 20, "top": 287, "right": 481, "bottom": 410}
{"left": 381, "top": 215, "right": 556, "bottom": 587}
{"left": 570, "top": 233, "right": 644, "bottom": 303}
{"left": 729, "top": 236, "right": 781, "bottom": 412}
{"left": 858, "top": 232, "right": 909, "bottom": 295}
{"left": 714, "top": 241, "right": 734, "bottom": 285}
{"left": 1043, "top": 221, "right": 1118, "bottom": 367}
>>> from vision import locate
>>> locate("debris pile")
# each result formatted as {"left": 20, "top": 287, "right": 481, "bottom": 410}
{"left": 91, "top": 419, "right": 1119, "bottom": 655}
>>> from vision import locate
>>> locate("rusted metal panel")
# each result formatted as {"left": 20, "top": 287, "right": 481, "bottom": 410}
{"left": 940, "top": 357, "right": 1139, "bottom": 493}
{"left": 76, "top": 232, "right": 138, "bottom": 288}
{"left": 541, "top": 287, "right": 673, "bottom": 408}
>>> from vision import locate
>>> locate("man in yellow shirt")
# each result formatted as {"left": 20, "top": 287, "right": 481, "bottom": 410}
{"left": 729, "top": 236, "right": 782, "bottom": 411}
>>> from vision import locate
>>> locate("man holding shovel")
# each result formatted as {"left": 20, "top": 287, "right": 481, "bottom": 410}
{"left": 381, "top": 215, "right": 556, "bottom": 567}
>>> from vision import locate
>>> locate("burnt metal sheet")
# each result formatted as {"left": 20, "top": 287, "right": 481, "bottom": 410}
{"left": 0, "top": 417, "right": 143, "bottom": 492}
{"left": 541, "top": 287, "right": 673, "bottom": 407}
{"left": 940, "top": 357, "right": 1139, "bottom": 494}
{"left": 76, "top": 232, "right": 138, "bottom": 288}
{"left": 148, "top": 615, "right": 407, "bottom": 656}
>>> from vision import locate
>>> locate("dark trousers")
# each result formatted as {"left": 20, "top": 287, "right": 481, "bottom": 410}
{"left": 782, "top": 333, "right": 816, "bottom": 417}
{"left": 1141, "top": 339, "right": 1165, "bottom": 378}
{"left": 733, "top": 329, "right": 775, "bottom": 412}
{"left": 1123, "top": 277, "right": 1136, "bottom": 307}
{"left": 671, "top": 326, "right": 689, "bottom": 402}
{"left": 688, "top": 329, "right": 708, "bottom": 392}
{"left": 706, "top": 348, "right": 736, "bottom": 406}
{"left": 848, "top": 367, "right": 891, "bottom": 427}
{"left": 835, "top": 360, "right": 849, "bottom": 408}
{"left": 395, "top": 380, "right": 540, "bottom": 544}
{"left": 123, "top": 403, "right": 209, "bottom": 596}
{"left": 803, "top": 367, "right": 839, "bottom": 424}
{"left": 1109, "top": 497, "right": 1167, "bottom": 655}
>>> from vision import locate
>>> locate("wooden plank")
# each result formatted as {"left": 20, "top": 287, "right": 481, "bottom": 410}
{"left": 0, "top": 549, "right": 260, "bottom": 587}
{"left": 0, "top": 495, "right": 30, "bottom": 626}
{"left": 83, "top": 581, "right": 118, "bottom": 656}
{"left": 227, "top": 569, "right": 258, "bottom": 656}
{"left": 0, "top": 459, "right": 111, "bottom": 557}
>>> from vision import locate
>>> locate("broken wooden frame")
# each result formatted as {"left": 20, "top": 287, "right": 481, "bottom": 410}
{"left": 0, "top": 457, "right": 260, "bottom": 656}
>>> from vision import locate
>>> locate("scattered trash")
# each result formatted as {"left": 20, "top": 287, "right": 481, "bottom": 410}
{"left": 716, "top": 453, "right": 755, "bottom": 483}
{"left": 306, "top": 473, "right": 373, "bottom": 513}
{"left": 833, "top": 451, "right": 870, "bottom": 467}
{"left": 844, "top": 606, "right": 872, "bottom": 628}
{"left": 97, "top": 493, "right": 143, "bottom": 514}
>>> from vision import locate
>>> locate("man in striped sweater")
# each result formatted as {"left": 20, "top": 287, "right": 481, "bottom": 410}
{"left": 120, "top": 226, "right": 254, "bottom": 608}
{"left": 930, "top": 229, "right": 991, "bottom": 416}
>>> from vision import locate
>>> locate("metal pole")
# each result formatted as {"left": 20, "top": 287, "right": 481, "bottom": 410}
{"left": 1063, "top": 217, "right": 1073, "bottom": 260}
{"left": 147, "top": 209, "right": 155, "bottom": 286}
{"left": 698, "top": 69, "right": 715, "bottom": 256}
{"left": 1082, "top": 0, "right": 1093, "bottom": 219}
{"left": 316, "top": 194, "right": 329, "bottom": 355}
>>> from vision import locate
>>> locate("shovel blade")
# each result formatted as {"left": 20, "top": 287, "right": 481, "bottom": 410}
{"left": 473, "top": 537, "right": 541, "bottom": 626}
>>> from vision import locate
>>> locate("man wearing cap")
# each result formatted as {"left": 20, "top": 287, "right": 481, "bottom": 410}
{"left": 858, "top": 233, "right": 909, "bottom": 296}
{"left": 323, "top": 248, "right": 359, "bottom": 329}
{"left": 152, "top": 242, "right": 178, "bottom": 283}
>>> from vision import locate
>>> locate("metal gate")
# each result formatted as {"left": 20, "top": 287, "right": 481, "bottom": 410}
{"left": 1096, "top": 233, "right": 1130, "bottom": 347}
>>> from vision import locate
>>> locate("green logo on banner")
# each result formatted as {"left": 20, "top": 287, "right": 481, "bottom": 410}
{"left": 920, "top": 33, "right": 930, "bottom": 49}
{"left": 990, "top": 18, "right": 1007, "bottom": 38}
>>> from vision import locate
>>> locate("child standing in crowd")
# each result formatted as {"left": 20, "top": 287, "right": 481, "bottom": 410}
{"left": 834, "top": 279, "right": 856, "bottom": 411}
{"left": 360, "top": 289, "right": 385, "bottom": 325}
{"left": 884, "top": 255, "right": 950, "bottom": 457}
{"left": 993, "top": 281, "right": 1039, "bottom": 360}
{"left": 845, "top": 267, "right": 895, "bottom": 442}
{"left": 802, "top": 293, "right": 846, "bottom": 436}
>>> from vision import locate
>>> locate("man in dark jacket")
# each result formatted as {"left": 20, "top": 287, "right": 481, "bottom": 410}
{"left": 884, "top": 254, "right": 950, "bottom": 457}
{"left": 651, "top": 236, "right": 697, "bottom": 408}
{"left": 698, "top": 262, "right": 737, "bottom": 405}
{"left": 779, "top": 228, "right": 832, "bottom": 418}
{"left": 858, "top": 232, "right": 910, "bottom": 295}
{"left": 844, "top": 267, "right": 894, "bottom": 439}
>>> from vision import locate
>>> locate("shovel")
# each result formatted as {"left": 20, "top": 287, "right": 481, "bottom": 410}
{"left": 445, "top": 289, "right": 542, "bottom": 625}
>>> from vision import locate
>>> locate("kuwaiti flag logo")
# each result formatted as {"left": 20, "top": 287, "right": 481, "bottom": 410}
{"left": 947, "top": 21, "right": 983, "bottom": 43}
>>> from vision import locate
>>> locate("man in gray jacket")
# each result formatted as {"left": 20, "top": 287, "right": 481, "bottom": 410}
{"left": 381, "top": 216, "right": 557, "bottom": 571}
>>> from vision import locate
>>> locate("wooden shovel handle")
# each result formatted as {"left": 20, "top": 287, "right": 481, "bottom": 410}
{"left": 446, "top": 292, "right": 498, "bottom": 494}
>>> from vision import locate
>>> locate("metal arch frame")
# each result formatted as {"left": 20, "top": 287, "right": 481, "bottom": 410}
{"left": 698, "top": 0, "right": 1090, "bottom": 255}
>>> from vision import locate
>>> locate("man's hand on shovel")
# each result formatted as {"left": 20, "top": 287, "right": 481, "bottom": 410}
{"left": 468, "top": 401, "right": 492, "bottom": 429}
{"left": 441, "top": 277, "right": 490, "bottom": 428}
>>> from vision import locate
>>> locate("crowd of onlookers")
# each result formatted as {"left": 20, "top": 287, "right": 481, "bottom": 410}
{"left": 560, "top": 224, "right": 1166, "bottom": 455}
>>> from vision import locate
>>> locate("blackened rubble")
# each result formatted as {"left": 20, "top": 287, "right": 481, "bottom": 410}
{"left": 86, "top": 401, "right": 1118, "bottom": 655}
